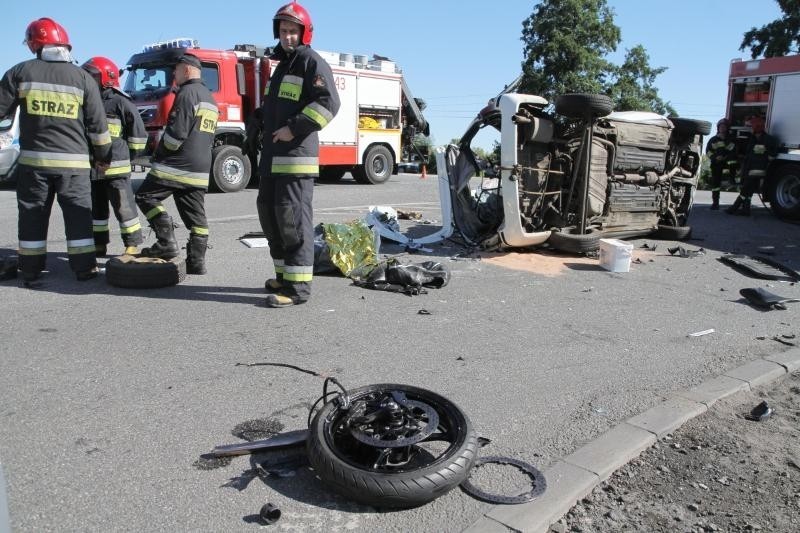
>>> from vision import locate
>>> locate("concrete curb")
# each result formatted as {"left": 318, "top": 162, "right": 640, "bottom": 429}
{"left": 462, "top": 348, "right": 800, "bottom": 533}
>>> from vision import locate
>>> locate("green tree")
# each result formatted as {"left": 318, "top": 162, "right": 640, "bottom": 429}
{"left": 520, "top": 0, "right": 620, "bottom": 102}
{"left": 608, "top": 45, "right": 676, "bottom": 115}
{"left": 740, "top": 0, "right": 800, "bottom": 58}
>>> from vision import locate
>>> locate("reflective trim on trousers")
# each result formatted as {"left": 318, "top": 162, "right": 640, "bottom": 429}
{"left": 67, "top": 238, "right": 96, "bottom": 255}
{"left": 283, "top": 265, "right": 313, "bottom": 282}
{"left": 191, "top": 226, "right": 209, "bottom": 236}
{"left": 19, "top": 150, "right": 90, "bottom": 169}
{"left": 120, "top": 218, "right": 142, "bottom": 234}
{"left": 145, "top": 206, "right": 166, "bottom": 220}
{"left": 149, "top": 163, "right": 208, "bottom": 187}
{"left": 19, "top": 240, "right": 47, "bottom": 256}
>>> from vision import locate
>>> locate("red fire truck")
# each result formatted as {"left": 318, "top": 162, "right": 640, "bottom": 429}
{"left": 123, "top": 38, "right": 429, "bottom": 192}
{"left": 727, "top": 54, "right": 800, "bottom": 219}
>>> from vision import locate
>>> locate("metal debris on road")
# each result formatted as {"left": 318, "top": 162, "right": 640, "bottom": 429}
{"left": 668, "top": 246, "right": 706, "bottom": 258}
{"left": 688, "top": 329, "right": 715, "bottom": 337}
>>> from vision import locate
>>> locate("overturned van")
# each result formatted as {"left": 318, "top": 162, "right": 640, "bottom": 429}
{"left": 436, "top": 93, "right": 711, "bottom": 253}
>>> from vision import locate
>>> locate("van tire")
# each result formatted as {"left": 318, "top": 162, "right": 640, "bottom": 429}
{"left": 669, "top": 118, "right": 712, "bottom": 136}
{"left": 106, "top": 256, "right": 186, "bottom": 289}
{"left": 547, "top": 226, "right": 601, "bottom": 254}
{"left": 554, "top": 94, "right": 613, "bottom": 119}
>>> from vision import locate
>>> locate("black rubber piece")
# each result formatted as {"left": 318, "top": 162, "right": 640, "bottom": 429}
{"left": 719, "top": 254, "right": 800, "bottom": 282}
{"left": 460, "top": 455, "right": 547, "bottom": 505}
{"left": 554, "top": 93, "right": 613, "bottom": 119}
{"left": 669, "top": 117, "right": 712, "bottom": 136}
{"left": 306, "top": 383, "right": 478, "bottom": 508}
{"left": 654, "top": 224, "right": 692, "bottom": 240}
{"left": 739, "top": 287, "right": 800, "bottom": 310}
{"left": 106, "top": 256, "right": 186, "bottom": 289}
{"left": 547, "top": 226, "right": 601, "bottom": 254}
{"left": 259, "top": 503, "right": 281, "bottom": 524}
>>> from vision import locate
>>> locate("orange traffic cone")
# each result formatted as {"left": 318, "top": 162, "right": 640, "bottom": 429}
{"left": 420, "top": 165, "right": 427, "bottom": 179}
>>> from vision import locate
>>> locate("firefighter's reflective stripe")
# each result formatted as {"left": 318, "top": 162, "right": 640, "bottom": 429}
{"left": 128, "top": 136, "right": 147, "bottom": 151}
{"left": 278, "top": 75, "right": 303, "bottom": 101}
{"left": 104, "top": 160, "right": 133, "bottom": 176}
{"left": 19, "top": 240, "right": 47, "bottom": 256}
{"left": 301, "top": 101, "right": 333, "bottom": 128}
{"left": 749, "top": 169, "right": 766, "bottom": 177}
{"left": 18, "top": 150, "right": 91, "bottom": 169}
{"left": 191, "top": 226, "right": 209, "bottom": 236}
{"left": 19, "top": 81, "right": 84, "bottom": 119}
{"left": 727, "top": 160, "right": 738, "bottom": 166}
{"left": 283, "top": 265, "right": 313, "bottom": 282}
{"left": 120, "top": 217, "right": 142, "bottom": 234}
{"left": 145, "top": 205, "right": 166, "bottom": 219}
{"left": 162, "top": 131, "right": 183, "bottom": 151}
{"left": 108, "top": 118, "right": 122, "bottom": 138}
{"left": 88, "top": 130, "right": 112, "bottom": 147}
{"left": 271, "top": 156, "right": 318, "bottom": 175}
{"left": 150, "top": 162, "right": 208, "bottom": 187}
{"left": 753, "top": 144, "right": 766, "bottom": 154}
{"left": 195, "top": 102, "right": 218, "bottom": 134}
{"left": 67, "top": 238, "right": 95, "bottom": 255}
{"left": 93, "top": 219, "right": 110, "bottom": 232}
{"left": 726, "top": 143, "right": 736, "bottom": 151}
{"left": 712, "top": 141, "right": 725, "bottom": 150}
{"left": 264, "top": 80, "right": 271, "bottom": 96}
{"left": 273, "top": 259, "right": 285, "bottom": 274}
{"left": 711, "top": 187, "right": 721, "bottom": 192}
{"left": 722, "top": 169, "right": 730, "bottom": 175}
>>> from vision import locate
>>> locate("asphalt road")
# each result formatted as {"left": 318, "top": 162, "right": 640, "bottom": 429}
{"left": 1, "top": 174, "right": 799, "bottom": 532}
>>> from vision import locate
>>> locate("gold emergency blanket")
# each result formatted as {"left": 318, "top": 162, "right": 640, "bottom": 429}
{"left": 323, "top": 220, "right": 378, "bottom": 276}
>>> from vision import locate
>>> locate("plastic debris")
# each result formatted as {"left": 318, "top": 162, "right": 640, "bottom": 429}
{"left": 259, "top": 503, "right": 282, "bottom": 525}
{"left": 688, "top": 329, "right": 715, "bottom": 337}
{"left": 668, "top": 246, "right": 706, "bottom": 258}
{"left": 740, "top": 287, "right": 800, "bottom": 310}
{"left": 745, "top": 401, "right": 773, "bottom": 422}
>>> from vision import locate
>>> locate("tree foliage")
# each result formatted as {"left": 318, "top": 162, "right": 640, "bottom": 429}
{"left": 740, "top": 0, "right": 800, "bottom": 58}
{"left": 520, "top": 0, "right": 673, "bottom": 115}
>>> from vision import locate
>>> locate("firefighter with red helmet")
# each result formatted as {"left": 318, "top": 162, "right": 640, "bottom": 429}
{"left": 135, "top": 53, "right": 218, "bottom": 275}
{"left": 82, "top": 56, "right": 147, "bottom": 257}
{"left": 255, "top": 1, "right": 340, "bottom": 307}
{"left": 0, "top": 18, "right": 112, "bottom": 284}
{"left": 705, "top": 118, "right": 737, "bottom": 210}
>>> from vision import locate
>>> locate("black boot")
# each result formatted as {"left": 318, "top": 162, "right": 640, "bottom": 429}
{"left": 141, "top": 215, "right": 179, "bottom": 259}
{"left": 725, "top": 195, "right": 743, "bottom": 215}
{"left": 186, "top": 234, "right": 208, "bottom": 274}
{"left": 738, "top": 198, "right": 751, "bottom": 216}
{"left": 710, "top": 191, "right": 720, "bottom": 210}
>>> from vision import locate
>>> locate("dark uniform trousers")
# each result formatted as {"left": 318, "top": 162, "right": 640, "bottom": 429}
{"left": 135, "top": 179, "right": 207, "bottom": 236}
{"left": 17, "top": 167, "right": 95, "bottom": 274}
{"left": 92, "top": 177, "right": 142, "bottom": 247}
{"left": 257, "top": 168, "right": 314, "bottom": 301}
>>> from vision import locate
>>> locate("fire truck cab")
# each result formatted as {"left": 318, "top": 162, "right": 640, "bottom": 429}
{"left": 727, "top": 54, "right": 800, "bottom": 219}
{"left": 124, "top": 38, "right": 428, "bottom": 192}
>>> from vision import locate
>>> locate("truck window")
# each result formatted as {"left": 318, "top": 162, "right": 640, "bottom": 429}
{"left": 201, "top": 65, "right": 219, "bottom": 92}
{"left": 124, "top": 66, "right": 173, "bottom": 93}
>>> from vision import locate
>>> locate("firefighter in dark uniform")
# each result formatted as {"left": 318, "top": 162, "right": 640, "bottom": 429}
{"left": 135, "top": 53, "right": 218, "bottom": 274}
{"left": 726, "top": 115, "right": 780, "bottom": 216}
{"left": 705, "top": 118, "right": 737, "bottom": 210}
{"left": 82, "top": 56, "right": 147, "bottom": 257}
{"left": 0, "top": 17, "right": 112, "bottom": 284}
{"left": 256, "top": 1, "right": 340, "bottom": 308}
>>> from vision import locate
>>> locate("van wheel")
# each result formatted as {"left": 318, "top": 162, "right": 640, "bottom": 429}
{"left": 554, "top": 94, "right": 613, "bottom": 119}
{"left": 211, "top": 145, "right": 251, "bottom": 193}
{"left": 768, "top": 164, "right": 800, "bottom": 220}
{"left": 106, "top": 256, "right": 186, "bottom": 289}
{"left": 547, "top": 226, "right": 601, "bottom": 254}
{"left": 356, "top": 145, "right": 394, "bottom": 184}
{"left": 669, "top": 118, "right": 712, "bottom": 136}
{"left": 654, "top": 224, "right": 692, "bottom": 240}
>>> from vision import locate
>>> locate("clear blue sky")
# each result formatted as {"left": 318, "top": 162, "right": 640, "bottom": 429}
{"left": 3, "top": 1, "right": 784, "bottom": 148}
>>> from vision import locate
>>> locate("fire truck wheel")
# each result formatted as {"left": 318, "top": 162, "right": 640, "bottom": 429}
{"left": 317, "top": 166, "right": 347, "bottom": 183}
{"left": 211, "top": 145, "right": 251, "bottom": 193}
{"left": 357, "top": 145, "right": 394, "bottom": 185}
{"left": 554, "top": 93, "right": 613, "bottom": 119}
{"left": 669, "top": 118, "right": 712, "bottom": 136}
{"left": 106, "top": 256, "right": 186, "bottom": 289}
{"left": 768, "top": 164, "right": 800, "bottom": 220}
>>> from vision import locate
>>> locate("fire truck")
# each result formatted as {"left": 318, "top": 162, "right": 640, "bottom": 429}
{"left": 727, "top": 54, "right": 800, "bottom": 219}
{"left": 123, "top": 38, "right": 429, "bottom": 192}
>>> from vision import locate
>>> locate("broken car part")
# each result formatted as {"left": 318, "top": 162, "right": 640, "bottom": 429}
{"left": 460, "top": 455, "right": 547, "bottom": 505}
{"left": 739, "top": 287, "right": 800, "bottom": 310}
{"left": 306, "top": 383, "right": 477, "bottom": 508}
{"left": 746, "top": 401, "right": 773, "bottom": 422}
{"left": 719, "top": 254, "right": 800, "bottom": 282}
{"left": 668, "top": 246, "right": 706, "bottom": 258}
{"left": 259, "top": 503, "right": 281, "bottom": 525}
{"left": 210, "top": 430, "right": 309, "bottom": 457}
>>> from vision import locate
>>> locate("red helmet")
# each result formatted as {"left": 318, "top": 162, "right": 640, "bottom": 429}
{"left": 273, "top": 1, "right": 314, "bottom": 46}
{"left": 24, "top": 17, "right": 71, "bottom": 53}
{"left": 82, "top": 56, "right": 120, "bottom": 88}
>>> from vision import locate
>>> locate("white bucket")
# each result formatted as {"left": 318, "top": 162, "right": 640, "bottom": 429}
{"left": 599, "top": 238, "right": 633, "bottom": 272}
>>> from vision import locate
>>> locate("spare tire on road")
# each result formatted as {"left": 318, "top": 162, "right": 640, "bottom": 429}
{"left": 106, "top": 255, "right": 186, "bottom": 289}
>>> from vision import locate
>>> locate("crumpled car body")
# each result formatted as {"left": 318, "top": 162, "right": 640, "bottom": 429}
{"left": 436, "top": 93, "right": 709, "bottom": 252}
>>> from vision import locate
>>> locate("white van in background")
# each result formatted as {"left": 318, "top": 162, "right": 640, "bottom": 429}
{"left": 0, "top": 108, "right": 20, "bottom": 185}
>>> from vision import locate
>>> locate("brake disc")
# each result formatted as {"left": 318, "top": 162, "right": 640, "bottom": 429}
{"left": 347, "top": 397, "right": 439, "bottom": 448}
{"left": 460, "top": 455, "right": 547, "bottom": 505}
